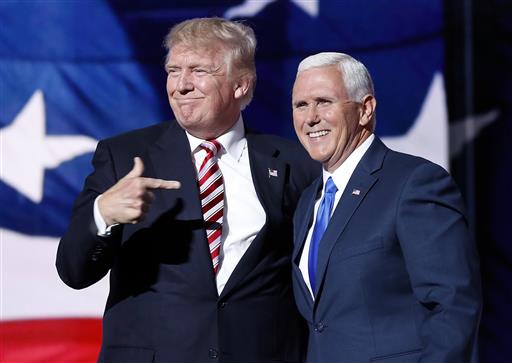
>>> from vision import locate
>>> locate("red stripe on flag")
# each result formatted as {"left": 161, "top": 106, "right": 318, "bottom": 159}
{"left": 0, "top": 318, "right": 101, "bottom": 363}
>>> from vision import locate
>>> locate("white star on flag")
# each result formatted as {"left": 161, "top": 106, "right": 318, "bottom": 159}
{"left": 0, "top": 90, "right": 97, "bottom": 203}
{"left": 225, "top": 0, "right": 318, "bottom": 19}
{"left": 382, "top": 72, "right": 449, "bottom": 170}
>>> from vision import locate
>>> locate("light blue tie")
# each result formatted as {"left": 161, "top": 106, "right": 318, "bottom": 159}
{"left": 308, "top": 177, "right": 337, "bottom": 294}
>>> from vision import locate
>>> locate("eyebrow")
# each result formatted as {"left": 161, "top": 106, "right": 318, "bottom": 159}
{"left": 292, "top": 98, "right": 305, "bottom": 106}
{"left": 292, "top": 96, "right": 333, "bottom": 106}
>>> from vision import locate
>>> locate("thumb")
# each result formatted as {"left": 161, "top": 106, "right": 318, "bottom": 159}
{"left": 124, "top": 157, "right": 144, "bottom": 179}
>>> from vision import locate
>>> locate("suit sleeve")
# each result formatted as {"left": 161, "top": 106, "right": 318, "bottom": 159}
{"left": 56, "top": 140, "right": 122, "bottom": 289}
{"left": 396, "top": 162, "right": 482, "bottom": 363}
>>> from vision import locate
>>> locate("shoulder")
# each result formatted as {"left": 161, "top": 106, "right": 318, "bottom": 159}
{"left": 100, "top": 122, "right": 172, "bottom": 149}
{"left": 370, "top": 135, "right": 449, "bottom": 179}
{"left": 252, "top": 133, "right": 320, "bottom": 174}
{"left": 382, "top": 147, "right": 465, "bottom": 207}
{"left": 248, "top": 132, "right": 300, "bottom": 149}
{"left": 384, "top": 148, "right": 450, "bottom": 179}
{"left": 248, "top": 132, "right": 316, "bottom": 162}
{"left": 367, "top": 138, "right": 458, "bottom": 195}
{"left": 247, "top": 131, "right": 321, "bottom": 190}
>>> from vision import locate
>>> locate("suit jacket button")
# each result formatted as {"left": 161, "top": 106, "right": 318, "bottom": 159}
{"left": 219, "top": 302, "right": 227, "bottom": 308}
{"left": 209, "top": 348, "right": 219, "bottom": 359}
{"left": 314, "top": 322, "right": 325, "bottom": 332}
{"left": 91, "top": 245, "right": 103, "bottom": 261}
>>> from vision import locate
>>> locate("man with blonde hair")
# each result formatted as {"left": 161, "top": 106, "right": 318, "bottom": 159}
{"left": 57, "top": 18, "right": 318, "bottom": 363}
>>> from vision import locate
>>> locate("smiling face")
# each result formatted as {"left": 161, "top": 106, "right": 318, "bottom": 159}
{"left": 165, "top": 43, "right": 249, "bottom": 139}
{"left": 292, "top": 65, "right": 375, "bottom": 173}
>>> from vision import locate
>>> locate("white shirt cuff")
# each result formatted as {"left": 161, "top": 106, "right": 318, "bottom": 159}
{"left": 93, "top": 195, "right": 118, "bottom": 236}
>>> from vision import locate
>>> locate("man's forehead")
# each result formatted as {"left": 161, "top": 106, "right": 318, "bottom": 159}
{"left": 168, "top": 42, "right": 226, "bottom": 61}
{"left": 297, "top": 65, "right": 342, "bottom": 81}
{"left": 294, "top": 66, "right": 344, "bottom": 87}
{"left": 293, "top": 71, "right": 348, "bottom": 101}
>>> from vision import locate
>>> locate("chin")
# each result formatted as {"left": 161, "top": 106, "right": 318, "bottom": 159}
{"left": 306, "top": 147, "right": 326, "bottom": 162}
{"left": 178, "top": 116, "right": 199, "bottom": 127}
{"left": 309, "top": 153, "right": 327, "bottom": 164}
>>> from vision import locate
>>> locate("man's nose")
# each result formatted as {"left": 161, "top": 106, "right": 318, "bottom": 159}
{"left": 306, "top": 105, "right": 320, "bottom": 125}
{"left": 177, "top": 70, "right": 193, "bottom": 93}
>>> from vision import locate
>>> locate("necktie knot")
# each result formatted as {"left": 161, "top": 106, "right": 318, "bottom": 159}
{"left": 324, "top": 177, "right": 338, "bottom": 195}
{"left": 201, "top": 139, "right": 221, "bottom": 157}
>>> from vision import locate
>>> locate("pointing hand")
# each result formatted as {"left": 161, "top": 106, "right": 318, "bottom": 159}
{"left": 98, "top": 157, "right": 181, "bottom": 225}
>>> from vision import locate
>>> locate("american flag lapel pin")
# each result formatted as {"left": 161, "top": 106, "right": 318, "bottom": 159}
{"left": 268, "top": 168, "right": 278, "bottom": 178}
{"left": 351, "top": 188, "right": 361, "bottom": 196}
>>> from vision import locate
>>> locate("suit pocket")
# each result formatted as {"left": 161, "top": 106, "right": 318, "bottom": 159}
{"left": 100, "top": 346, "right": 155, "bottom": 363}
{"left": 331, "top": 237, "right": 384, "bottom": 262}
{"left": 370, "top": 348, "right": 421, "bottom": 362}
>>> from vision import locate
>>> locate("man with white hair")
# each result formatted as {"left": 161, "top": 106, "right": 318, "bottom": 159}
{"left": 291, "top": 52, "right": 481, "bottom": 363}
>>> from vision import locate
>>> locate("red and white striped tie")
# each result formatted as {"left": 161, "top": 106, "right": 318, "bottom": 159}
{"left": 198, "top": 140, "right": 224, "bottom": 273}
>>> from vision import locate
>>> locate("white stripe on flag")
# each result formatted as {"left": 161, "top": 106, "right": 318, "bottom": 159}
{"left": 1, "top": 228, "right": 108, "bottom": 320}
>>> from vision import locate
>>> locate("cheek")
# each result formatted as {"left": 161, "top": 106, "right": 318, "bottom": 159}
{"left": 166, "top": 78, "right": 176, "bottom": 94}
{"left": 320, "top": 108, "right": 339, "bottom": 123}
{"left": 193, "top": 78, "right": 207, "bottom": 91}
{"left": 292, "top": 114, "right": 300, "bottom": 130}
{"left": 293, "top": 124, "right": 306, "bottom": 144}
{"left": 217, "top": 83, "right": 236, "bottom": 102}
{"left": 196, "top": 77, "right": 221, "bottom": 96}
{"left": 293, "top": 110, "right": 306, "bottom": 127}
{"left": 294, "top": 125, "right": 305, "bottom": 143}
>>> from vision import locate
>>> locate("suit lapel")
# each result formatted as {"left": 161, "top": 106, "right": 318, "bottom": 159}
{"left": 314, "top": 138, "right": 388, "bottom": 303}
{"left": 219, "top": 132, "right": 286, "bottom": 299}
{"left": 291, "top": 179, "right": 321, "bottom": 310}
{"left": 292, "top": 178, "right": 321, "bottom": 263}
{"left": 145, "top": 121, "right": 202, "bottom": 221}
{"left": 144, "top": 121, "right": 217, "bottom": 293}
{"left": 245, "top": 133, "right": 286, "bottom": 217}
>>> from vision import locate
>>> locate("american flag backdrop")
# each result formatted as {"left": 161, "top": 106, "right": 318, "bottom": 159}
{"left": 1, "top": 1, "right": 510, "bottom": 362}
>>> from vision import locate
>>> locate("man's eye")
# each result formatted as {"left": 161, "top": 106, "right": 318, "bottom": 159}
{"left": 194, "top": 69, "right": 207, "bottom": 74}
{"left": 295, "top": 102, "right": 307, "bottom": 109}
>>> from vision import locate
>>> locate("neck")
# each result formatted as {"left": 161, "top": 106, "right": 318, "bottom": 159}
{"left": 325, "top": 130, "right": 371, "bottom": 173}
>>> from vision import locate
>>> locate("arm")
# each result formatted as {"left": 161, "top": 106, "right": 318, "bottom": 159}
{"left": 56, "top": 140, "right": 120, "bottom": 289}
{"left": 397, "top": 162, "right": 482, "bottom": 363}
{"left": 56, "top": 141, "right": 180, "bottom": 289}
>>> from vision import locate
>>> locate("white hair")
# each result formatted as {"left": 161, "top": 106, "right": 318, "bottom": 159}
{"left": 297, "top": 52, "right": 374, "bottom": 102}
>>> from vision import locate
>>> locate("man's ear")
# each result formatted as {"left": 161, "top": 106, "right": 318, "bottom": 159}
{"left": 234, "top": 76, "right": 251, "bottom": 99}
{"left": 359, "top": 94, "right": 376, "bottom": 127}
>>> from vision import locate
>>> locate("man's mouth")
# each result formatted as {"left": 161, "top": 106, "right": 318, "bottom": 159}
{"left": 308, "top": 130, "right": 329, "bottom": 138}
{"left": 176, "top": 98, "right": 200, "bottom": 102}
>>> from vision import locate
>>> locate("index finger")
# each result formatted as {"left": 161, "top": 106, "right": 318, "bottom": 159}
{"left": 141, "top": 177, "right": 181, "bottom": 190}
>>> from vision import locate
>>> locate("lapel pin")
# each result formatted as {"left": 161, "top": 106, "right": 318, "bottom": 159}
{"left": 351, "top": 189, "right": 361, "bottom": 196}
{"left": 268, "top": 168, "right": 278, "bottom": 178}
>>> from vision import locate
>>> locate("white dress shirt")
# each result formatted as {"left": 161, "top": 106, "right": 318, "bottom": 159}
{"left": 94, "top": 116, "right": 266, "bottom": 295}
{"left": 299, "top": 134, "right": 375, "bottom": 298}
{"left": 187, "top": 117, "right": 266, "bottom": 294}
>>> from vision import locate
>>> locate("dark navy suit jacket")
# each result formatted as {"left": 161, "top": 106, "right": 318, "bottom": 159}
{"left": 292, "top": 137, "right": 481, "bottom": 363}
{"left": 56, "top": 120, "right": 319, "bottom": 363}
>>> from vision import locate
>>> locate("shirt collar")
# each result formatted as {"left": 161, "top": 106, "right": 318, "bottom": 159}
{"left": 185, "top": 115, "right": 245, "bottom": 159}
{"left": 322, "top": 134, "right": 375, "bottom": 187}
